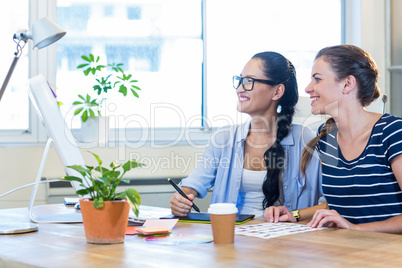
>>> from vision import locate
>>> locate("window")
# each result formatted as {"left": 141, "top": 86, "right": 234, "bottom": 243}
{"left": 0, "top": 0, "right": 342, "bottom": 143}
{"left": 56, "top": 0, "right": 203, "bottom": 132}
{"left": 206, "top": 0, "right": 342, "bottom": 127}
{"left": 0, "top": 0, "right": 29, "bottom": 131}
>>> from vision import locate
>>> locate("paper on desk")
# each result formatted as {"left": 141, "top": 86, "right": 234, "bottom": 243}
{"left": 235, "top": 222, "right": 325, "bottom": 239}
{"left": 144, "top": 219, "right": 178, "bottom": 229}
{"left": 128, "top": 205, "right": 172, "bottom": 224}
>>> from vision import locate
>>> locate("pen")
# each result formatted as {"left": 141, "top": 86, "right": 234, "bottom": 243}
{"left": 167, "top": 178, "right": 200, "bottom": 212}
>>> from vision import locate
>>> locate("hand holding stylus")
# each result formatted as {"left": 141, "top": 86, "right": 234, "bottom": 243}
{"left": 168, "top": 178, "right": 200, "bottom": 214}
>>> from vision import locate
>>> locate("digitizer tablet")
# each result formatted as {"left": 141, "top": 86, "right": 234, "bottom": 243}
{"left": 161, "top": 213, "right": 255, "bottom": 224}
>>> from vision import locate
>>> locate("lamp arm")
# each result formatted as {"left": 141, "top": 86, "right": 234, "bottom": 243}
{"left": 0, "top": 56, "right": 20, "bottom": 102}
{"left": 0, "top": 34, "right": 28, "bottom": 102}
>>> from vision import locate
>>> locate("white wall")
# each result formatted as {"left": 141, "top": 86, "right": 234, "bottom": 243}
{"left": 344, "top": 0, "right": 387, "bottom": 113}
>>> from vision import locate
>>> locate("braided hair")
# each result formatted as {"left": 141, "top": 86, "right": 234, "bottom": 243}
{"left": 300, "top": 45, "right": 381, "bottom": 176}
{"left": 251, "top": 52, "right": 299, "bottom": 208}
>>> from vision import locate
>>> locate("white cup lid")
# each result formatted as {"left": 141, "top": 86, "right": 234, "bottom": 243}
{"left": 207, "top": 203, "right": 238, "bottom": 215}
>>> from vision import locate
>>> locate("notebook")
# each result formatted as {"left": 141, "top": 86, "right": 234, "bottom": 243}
{"left": 160, "top": 213, "right": 255, "bottom": 225}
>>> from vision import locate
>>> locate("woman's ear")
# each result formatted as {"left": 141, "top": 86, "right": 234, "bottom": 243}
{"left": 272, "top": 84, "right": 285, "bottom": 100}
{"left": 342, "top": 75, "right": 356, "bottom": 94}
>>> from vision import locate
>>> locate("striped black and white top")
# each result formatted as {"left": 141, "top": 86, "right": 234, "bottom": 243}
{"left": 318, "top": 114, "right": 402, "bottom": 224}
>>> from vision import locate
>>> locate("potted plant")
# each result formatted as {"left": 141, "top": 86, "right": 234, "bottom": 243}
{"left": 72, "top": 54, "right": 142, "bottom": 141}
{"left": 60, "top": 151, "right": 144, "bottom": 244}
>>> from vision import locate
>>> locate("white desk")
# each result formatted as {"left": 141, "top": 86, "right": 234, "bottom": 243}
{"left": 1, "top": 205, "right": 402, "bottom": 267}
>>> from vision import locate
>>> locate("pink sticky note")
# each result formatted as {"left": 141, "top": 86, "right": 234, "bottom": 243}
{"left": 144, "top": 219, "right": 178, "bottom": 230}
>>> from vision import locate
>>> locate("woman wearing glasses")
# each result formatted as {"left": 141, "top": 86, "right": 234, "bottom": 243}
{"left": 170, "top": 52, "right": 322, "bottom": 218}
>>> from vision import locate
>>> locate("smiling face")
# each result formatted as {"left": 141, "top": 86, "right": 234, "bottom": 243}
{"left": 236, "top": 58, "right": 279, "bottom": 117}
{"left": 305, "top": 57, "right": 345, "bottom": 116}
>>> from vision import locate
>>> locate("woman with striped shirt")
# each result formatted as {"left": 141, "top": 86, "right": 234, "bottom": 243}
{"left": 265, "top": 45, "right": 402, "bottom": 234}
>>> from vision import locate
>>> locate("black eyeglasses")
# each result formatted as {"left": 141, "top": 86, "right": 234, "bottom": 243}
{"left": 232, "top": 75, "right": 277, "bottom": 91}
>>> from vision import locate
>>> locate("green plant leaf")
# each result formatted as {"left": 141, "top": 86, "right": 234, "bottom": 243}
{"left": 73, "top": 107, "right": 84, "bottom": 116}
{"left": 77, "top": 63, "right": 89, "bottom": 69}
{"left": 76, "top": 189, "right": 90, "bottom": 196}
{"left": 131, "top": 88, "right": 139, "bottom": 98}
{"left": 119, "top": 85, "right": 128, "bottom": 96}
{"left": 105, "top": 170, "right": 120, "bottom": 179}
{"left": 93, "top": 197, "right": 104, "bottom": 209}
{"left": 96, "top": 65, "right": 105, "bottom": 71}
{"left": 82, "top": 110, "right": 88, "bottom": 122}
{"left": 93, "top": 85, "right": 101, "bottom": 95}
{"left": 84, "top": 68, "right": 91, "bottom": 76}
{"left": 86, "top": 186, "right": 95, "bottom": 193}
{"left": 110, "top": 160, "right": 121, "bottom": 170}
{"left": 125, "top": 188, "right": 141, "bottom": 217}
{"left": 72, "top": 101, "right": 83, "bottom": 105}
{"left": 61, "top": 175, "right": 83, "bottom": 183}
{"left": 66, "top": 164, "right": 86, "bottom": 174}
{"left": 86, "top": 165, "right": 94, "bottom": 171}
{"left": 89, "top": 108, "right": 96, "bottom": 119}
{"left": 81, "top": 55, "right": 91, "bottom": 62}
{"left": 122, "top": 159, "right": 144, "bottom": 173}
{"left": 95, "top": 166, "right": 110, "bottom": 174}
{"left": 89, "top": 152, "right": 103, "bottom": 166}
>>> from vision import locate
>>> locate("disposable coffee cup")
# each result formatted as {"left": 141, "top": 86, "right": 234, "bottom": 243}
{"left": 208, "top": 203, "right": 238, "bottom": 244}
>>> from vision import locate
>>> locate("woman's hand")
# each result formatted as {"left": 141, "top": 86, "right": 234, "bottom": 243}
{"left": 264, "top": 206, "right": 297, "bottom": 223}
{"left": 170, "top": 187, "right": 198, "bottom": 216}
{"left": 307, "top": 209, "right": 357, "bottom": 229}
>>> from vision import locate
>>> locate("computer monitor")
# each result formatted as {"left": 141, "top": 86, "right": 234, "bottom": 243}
{"left": 26, "top": 74, "right": 89, "bottom": 223}
{"left": 27, "top": 74, "right": 89, "bottom": 190}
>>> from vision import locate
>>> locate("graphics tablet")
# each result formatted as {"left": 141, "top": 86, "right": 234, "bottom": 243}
{"left": 161, "top": 213, "right": 255, "bottom": 224}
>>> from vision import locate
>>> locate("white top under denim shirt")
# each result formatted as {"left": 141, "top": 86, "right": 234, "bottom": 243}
{"left": 180, "top": 120, "right": 323, "bottom": 213}
{"left": 238, "top": 169, "right": 285, "bottom": 218}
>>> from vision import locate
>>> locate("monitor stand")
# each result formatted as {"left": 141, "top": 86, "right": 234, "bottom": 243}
{"left": 28, "top": 138, "right": 83, "bottom": 224}
{"left": 1, "top": 138, "right": 82, "bottom": 235}
{"left": 0, "top": 222, "right": 38, "bottom": 235}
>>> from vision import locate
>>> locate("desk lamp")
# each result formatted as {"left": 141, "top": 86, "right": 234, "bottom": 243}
{"left": 0, "top": 17, "right": 66, "bottom": 101}
{"left": 0, "top": 17, "right": 66, "bottom": 235}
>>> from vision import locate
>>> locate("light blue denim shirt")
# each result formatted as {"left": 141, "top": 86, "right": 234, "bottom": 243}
{"left": 181, "top": 121, "right": 322, "bottom": 211}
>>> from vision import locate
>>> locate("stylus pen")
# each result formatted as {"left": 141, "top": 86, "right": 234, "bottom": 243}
{"left": 167, "top": 178, "right": 200, "bottom": 212}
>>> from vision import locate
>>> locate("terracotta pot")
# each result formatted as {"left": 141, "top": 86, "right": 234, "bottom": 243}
{"left": 79, "top": 198, "right": 130, "bottom": 244}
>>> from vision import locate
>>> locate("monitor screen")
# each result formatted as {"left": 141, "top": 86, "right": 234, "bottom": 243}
{"left": 27, "top": 74, "right": 90, "bottom": 192}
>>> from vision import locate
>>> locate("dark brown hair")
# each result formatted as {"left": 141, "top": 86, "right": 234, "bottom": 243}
{"left": 252, "top": 52, "right": 298, "bottom": 208}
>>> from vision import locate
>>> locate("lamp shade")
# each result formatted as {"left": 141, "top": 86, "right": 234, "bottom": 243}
{"left": 31, "top": 17, "right": 66, "bottom": 49}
